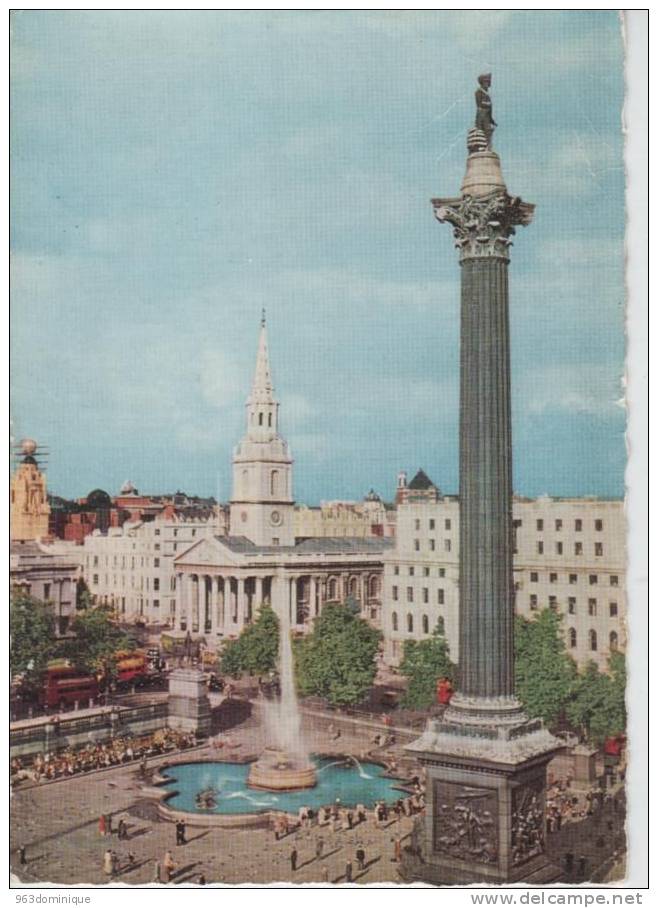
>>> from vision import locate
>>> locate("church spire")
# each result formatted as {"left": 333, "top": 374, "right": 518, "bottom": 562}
{"left": 248, "top": 309, "right": 274, "bottom": 405}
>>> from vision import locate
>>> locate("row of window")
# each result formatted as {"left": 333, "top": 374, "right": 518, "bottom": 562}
{"left": 535, "top": 518, "right": 605, "bottom": 532}
{"left": 529, "top": 572, "right": 619, "bottom": 586}
{"left": 413, "top": 518, "right": 452, "bottom": 532}
{"left": 88, "top": 553, "right": 171, "bottom": 569}
{"left": 91, "top": 574, "right": 174, "bottom": 592}
{"left": 413, "top": 538, "right": 452, "bottom": 553}
{"left": 391, "top": 585, "right": 445, "bottom": 605}
{"left": 393, "top": 566, "right": 447, "bottom": 578}
{"left": 568, "top": 628, "right": 618, "bottom": 651}
{"left": 535, "top": 541, "right": 604, "bottom": 556}
{"left": 528, "top": 595, "right": 618, "bottom": 617}
{"left": 391, "top": 612, "right": 445, "bottom": 635}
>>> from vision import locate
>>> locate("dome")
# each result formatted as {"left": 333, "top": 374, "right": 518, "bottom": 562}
{"left": 20, "top": 438, "right": 37, "bottom": 455}
{"left": 119, "top": 480, "right": 137, "bottom": 495}
{"left": 86, "top": 489, "right": 112, "bottom": 509}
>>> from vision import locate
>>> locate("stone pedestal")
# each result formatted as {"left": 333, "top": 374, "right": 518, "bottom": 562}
{"left": 167, "top": 668, "right": 211, "bottom": 737}
{"left": 404, "top": 717, "right": 562, "bottom": 885}
{"left": 571, "top": 745, "right": 599, "bottom": 788}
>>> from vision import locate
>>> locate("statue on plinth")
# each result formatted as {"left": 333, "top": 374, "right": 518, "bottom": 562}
{"left": 474, "top": 73, "right": 496, "bottom": 149}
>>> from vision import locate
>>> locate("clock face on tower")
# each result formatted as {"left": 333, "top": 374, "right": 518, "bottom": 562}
{"left": 270, "top": 510, "right": 282, "bottom": 526}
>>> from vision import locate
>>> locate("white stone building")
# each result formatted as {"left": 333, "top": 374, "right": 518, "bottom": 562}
{"left": 80, "top": 515, "right": 214, "bottom": 624}
{"left": 382, "top": 483, "right": 626, "bottom": 671}
{"left": 294, "top": 494, "right": 396, "bottom": 539}
{"left": 10, "top": 540, "right": 79, "bottom": 635}
{"left": 173, "top": 317, "right": 391, "bottom": 644}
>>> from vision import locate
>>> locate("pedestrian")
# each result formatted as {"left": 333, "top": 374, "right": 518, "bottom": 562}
{"left": 103, "top": 849, "right": 113, "bottom": 879}
{"left": 106, "top": 814, "right": 114, "bottom": 837}
{"left": 345, "top": 859, "right": 353, "bottom": 883}
{"left": 127, "top": 851, "right": 136, "bottom": 869}
{"left": 290, "top": 847, "right": 298, "bottom": 873}
{"left": 356, "top": 844, "right": 366, "bottom": 871}
{"left": 198, "top": 874, "right": 206, "bottom": 885}
{"left": 578, "top": 856, "right": 587, "bottom": 880}
{"left": 394, "top": 837, "right": 402, "bottom": 863}
{"left": 18, "top": 845, "right": 27, "bottom": 865}
{"left": 162, "top": 850, "right": 176, "bottom": 883}
{"left": 316, "top": 837, "right": 324, "bottom": 860}
{"left": 111, "top": 851, "right": 119, "bottom": 878}
{"left": 118, "top": 818, "right": 127, "bottom": 840}
{"left": 99, "top": 814, "right": 107, "bottom": 837}
{"left": 152, "top": 860, "right": 161, "bottom": 883}
{"left": 347, "top": 810, "right": 354, "bottom": 829}
{"left": 320, "top": 865, "right": 329, "bottom": 883}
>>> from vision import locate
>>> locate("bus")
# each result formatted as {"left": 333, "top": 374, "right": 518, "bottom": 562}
{"left": 39, "top": 666, "right": 99, "bottom": 710}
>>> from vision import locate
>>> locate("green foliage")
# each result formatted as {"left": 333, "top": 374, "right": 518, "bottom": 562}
{"left": 75, "top": 577, "right": 93, "bottom": 610}
{"left": 514, "top": 610, "right": 578, "bottom": 726}
{"left": 399, "top": 626, "right": 455, "bottom": 709}
{"left": 63, "top": 604, "right": 135, "bottom": 676}
{"left": 293, "top": 602, "right": 381, "bottom": 707}
{"left": 220, "top": 605, "right": 280, "bottom": 678}
{"left": 10, "top": 593, "right": 59, "bottom": 688}
{"left": 566, "top": 653, "right": 626, "bottom": 743}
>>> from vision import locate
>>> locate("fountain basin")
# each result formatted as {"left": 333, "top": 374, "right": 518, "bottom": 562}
{"left": 247, "top": 747, "right": 317, "bottom": 791}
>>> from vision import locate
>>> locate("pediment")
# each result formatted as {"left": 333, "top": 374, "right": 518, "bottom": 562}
{"left": 174, "top": 536, "right": 241, "bottom": 568}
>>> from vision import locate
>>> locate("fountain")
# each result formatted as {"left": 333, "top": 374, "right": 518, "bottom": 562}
{"left": 247, "top": 586, "right": 317, "bottom": 791}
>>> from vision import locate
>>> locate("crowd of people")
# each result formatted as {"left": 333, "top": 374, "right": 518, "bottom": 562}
{"left": 10, "top": 728, "right": 198, "bottom": 786}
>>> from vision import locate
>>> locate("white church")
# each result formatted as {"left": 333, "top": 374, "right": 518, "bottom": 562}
{"left": 172, "top": 316, "right": 391, "bottom": 643}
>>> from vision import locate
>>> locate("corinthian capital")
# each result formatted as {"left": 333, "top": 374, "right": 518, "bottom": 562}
{"left": 432, "top": 191, "right": 534, "bottom": 262}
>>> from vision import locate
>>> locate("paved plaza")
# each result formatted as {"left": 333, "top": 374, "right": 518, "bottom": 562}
{"left": 10, "top": 705, "right": 626, "bottom": 887}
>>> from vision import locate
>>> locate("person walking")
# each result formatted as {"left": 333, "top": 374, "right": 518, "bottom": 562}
{"left": 316, "top": 837, "right": 324, "bottom": 860}
{"left": 345, "top": 859, "right": 353, "bottom": 883}
{"left": 356, "top": 844, "right": 366, "bottom": 871}
{"left": 103, "top": 849, "right": 113, "bottom": 879}
{"left": 99, "top": 815, "right": 107, "bottom": 837}
{"left": 290, "top": 847, "right": 298, "bottom": 873}
{"left": 111, "top": 851, "right": 119, "bottom": 879}
{"left": 152, "top": 860, "right": 161, "bottom": 883}
{"left": 18, "top": 845, "right": 27, "bottom": 866}
{"left": 198, "top": 874, "right": 206, "bottom": 885}
{"left": 118, "top": 818, "right": 127, "bottom": 840}
{"left": 320, "top": 865, "right": 329, "bottom": 883}
{"left": 162, "top": 850, "right": 176, "bottom": 883}
{"left": 394, "top": 836, "right": 402, "bottom": 863}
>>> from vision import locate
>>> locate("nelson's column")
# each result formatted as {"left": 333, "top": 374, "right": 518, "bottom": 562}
{"left": 404, "top": 75, "right": 561, "bottom": 886}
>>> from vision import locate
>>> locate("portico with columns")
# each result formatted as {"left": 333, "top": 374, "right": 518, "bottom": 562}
{"left": 172, "top": 316, "right": 391, "bottom": 643}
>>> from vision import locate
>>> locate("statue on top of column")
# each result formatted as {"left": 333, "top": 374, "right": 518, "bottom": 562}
{"left": 474, "top": 73, "right": 496, "bottom": 149}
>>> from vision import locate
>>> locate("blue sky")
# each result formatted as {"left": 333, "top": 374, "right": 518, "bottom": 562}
{"left": 11, "top": 11, "right": 626, "bottom": 503}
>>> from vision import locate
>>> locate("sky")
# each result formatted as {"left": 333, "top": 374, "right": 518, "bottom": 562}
{"left": 11, "top": 11, "right": 626, "bottom": 504}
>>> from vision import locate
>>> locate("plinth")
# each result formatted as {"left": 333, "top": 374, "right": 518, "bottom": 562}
{"left": 167, "top": 668, "right": 212, "bottom": 737}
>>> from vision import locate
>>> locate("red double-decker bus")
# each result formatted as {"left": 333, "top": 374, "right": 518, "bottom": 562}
{"left": 39, "top": 666, "right": 99, "bottom": 710}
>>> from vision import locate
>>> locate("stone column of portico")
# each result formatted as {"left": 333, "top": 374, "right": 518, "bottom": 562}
{"left": 289, "top": 575, "right": 298, "bottom": 626}
{"left": 255, "top": 575, "right": 264, "bottom": 610}
{"left": 309, "top": 576, "right": 317, "bottom": 619}
{"left": 237, "top": 578, "right": 247, "bottom": 628}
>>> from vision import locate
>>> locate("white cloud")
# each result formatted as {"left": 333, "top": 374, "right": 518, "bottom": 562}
{"left": 516, "top": 363, "right": 624, "bottom": 418}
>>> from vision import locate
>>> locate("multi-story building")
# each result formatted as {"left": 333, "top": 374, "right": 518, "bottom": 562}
{"left": 10, "top": 540, "right": 79, "bottom": 635}
{"left": 173, "top": 317, "right": 391, "bottom": 645}
{"left": 294, "top": 493, "right": 396, "bottom": 539}
{"left": 10, "top": 440, "right": 51, "bottom": 542}
{"left": 80, "top": 515, "right": 215, "bottom": 624}
{"left": 382, "top": 479, "right": 625, "bottom": 671}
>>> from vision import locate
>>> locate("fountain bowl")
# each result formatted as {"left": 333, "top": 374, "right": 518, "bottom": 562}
{"left": 247, "top": 747, "right": 317, "bottom": 791}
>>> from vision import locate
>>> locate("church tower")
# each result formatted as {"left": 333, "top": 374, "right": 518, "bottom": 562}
{"left": 229, "top": 314, "right": 294, "bottom": 546}
{"left": 10, "top": 439, "right": 51, "bottom": 541}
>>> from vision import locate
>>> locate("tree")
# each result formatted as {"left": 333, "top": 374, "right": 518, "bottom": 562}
{"left": 10, "top": 593, "right": 59, "bottom": 690}
{"left": 294, "top": 602, "right": 381, "bottom": 707}
{"left": 75, "top": 577, "right": 93, "bottom": 610}
{"left": 399, "top": 626, "right": 455, "bottom": 709}
{"left": 63, "top": 604, "right": 135, "bottom": 678}
{"left": 220, "top": 605, "right": 280, "bottom": 678}
{"left": 566, "top": 653, "right": 627, "bottom": 744}
{"left": 514, "top": 609, "right": 578, "bottom": 726}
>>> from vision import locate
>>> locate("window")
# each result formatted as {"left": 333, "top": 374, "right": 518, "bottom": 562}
{"left": 595, "top": 519, "right": 603, "bottom": 531}
{"left": 407, "top": 613, "right": 414, "bottom": 633}
{"left": 430, "top": 539, "right": 436, "bottom": 552}
{"left": 415, "top": 519, "right": 421, "bottom": 531}
{"left": 589, "top": 574, "right": 598, "bottom": 585}
{"left": 173, "top": 529, "right": 178, "bottom": 537}
{"left": 154, "top": 558, "right": 160, "bottom": 568}
{"left": 406, "top": 587, "right": 414, "bottom": 603}
{"left": 588, "top": 598, "right": 597, "bottom": 616}
{"left": 595, "top": 543, "right": 603, "bottom": 557}
{"left": 155, "top": 529, "right": 161, "bottom": 536}
{"left": 414, "top": 539, "right": 420, "bottom": 552}
{"left": 171, "top": 577, "right": 176, "bottom": 591}
{"left": 438, "top": 588, "right": 445, "bottom": 605}
{"left": 445, "top": 519, "right": 451, "bottom": 530}
{"left": 392, "top": 612, "right": 398, "bottom": 631}
{"left": 393, "top": 565, "right": 399, "bottom": 575}
{"left": 568, "top": 597, "right": 576, "bottom": 615}
{"left": 192, "top": 529, "right": 196, "bottom": 537}
{"left": 536, "top": 519, "right": 544, "bottom": 531}
{"left": 272, "top": 537, "right": 279, "bottom": 546}
{"left": 610, "top": 575, "right": 619, "bottom": 587}
{"left": 556, "top": 542, "right": 563, "bottom": 555}
{"left": 93, "top": 556, "right": 99, "bottom": 567}
{"left": 409, "top": 566, "right": 415, "bottom": 576}
{"left": 589, "top": 629, "right": 598, "bottom": 651}
{"left": 422, "top": 614, "right": 429, "bottom": 634}
{"left": 437, "top": 616, "right": 445, "bottom": 635}
{"left": 422, "top": 587, "right": 429, "bottom": 604}
{"left": 575, "top": 542, "right": 583, "bottom": 556}
{"left": 569, "top": 574, "right": 577, "bottom": 585}
{"left": 575, "top": 519, "right": 583, "bottom": 532}
{"left": 530, "top": 572, "right": 538, "bottom": 583}
{"left": 439, "top": 568, "right": 446, "bottom": 578}
{"left": 609, "top": 631, "right": 618, "bottom": 651}
{"left": 153, "top": 599, "right": 160, "bottom": 609}
{"left": 93, "top": 575, "right": 99, "bottom": 585}
{"left": 444, "top": 539, "right": 451, "bottom": 552}
{"left": 154, "top": 578, "right": 160, "bottom": 591}
{"left": 258, "top": 412, "right": 263, "bottom": 426}
{"left": 555, "top": 519, "right": 563, "bottom": 531}
{"left": 549, "top": 573, "right": 557, "bottom": 584}
{"left": 154, "top": 544, "right": 161, "bottom": 551}
{"left": 268, "top": 413, "right": 272, "bottom": 427}
{"left": 549, "top": 596, "right": 557, "bottom": 611}
{"left": 530, "top": 594, "right": 538, "bottom": 610}
{"left": 609, "top": 601, "right": 618, "bottom": 617}
{"left": 429, "top": 519, "right": 435, "bottom": 531}
{"left": 537, "top": 541, "right": 544, "bottom": 555}
{"left": 569, "top": 628, "right": 577, "bottom": 649}
{"left": 270, "top": 470, "right": 279, "bottom": 496}
{"left": 423, "top": 567, "right": 430, "bottom": 577}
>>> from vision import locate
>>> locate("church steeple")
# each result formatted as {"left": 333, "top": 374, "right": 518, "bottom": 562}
{"left": 230, "top": 315, "right": 294, "bottom": 546}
